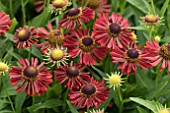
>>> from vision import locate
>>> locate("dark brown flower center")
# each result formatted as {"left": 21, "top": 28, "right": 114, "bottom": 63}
{"left": 159, "top": 44, "right": 170, "bottom": 60}
{"left": 67, "top": 8, "right": 80, "bottom": 16}
{"left": 124, "top": 48, "right": 140, "bottom": 63}
{"left": 82, "top": 37, "right": 93, "bottom": 46}
{"left": 48, "top": 30, "right": 64, "bottom": 46}
{"left": 23, "top": 66, "right": 38, "bottom": 78}
{"left": 127, "top": 49, "right": 139, "bottom": 59}
{"left": 79, "top": 37, "right": 95, "bottom": 52}
{"left": 168, "top": 46, "right": 170, "bottom": 52}
{"left": 66, "top": 66, "right": 79, "bottom": 77}
{"left": 81, "top": 84, "right": 96, "bottom": 97}
{"left": 18, "top": 29, "right": 31, "bottom": 41}
{"left": 87, "top": 0, "right": 99, "bottom": 9}
{"left": 109, "top": 23, "right": 121, "bottom": 35}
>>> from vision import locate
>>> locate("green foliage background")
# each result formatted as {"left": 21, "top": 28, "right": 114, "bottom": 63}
{"left": 0, "top": 0, "right": 170, "bottom": 113}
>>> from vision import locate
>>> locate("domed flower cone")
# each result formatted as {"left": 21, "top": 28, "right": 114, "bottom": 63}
{"left": 9, "top": 58, "right": 52, "bottom": 96}
{"left": 111, "top": 42, "right": 152, "bottom": 74}
{"left": 14, "top": 26, "right": 38, "bottom": 49}
{"left": 59, "top": 7, "right": 94, "bottom": 30}
{"left": 36, "top": 22, "right": 65, "bottom": 54}
{"left": 69, "top": 77, "right": 108, "bottom": 108}
{"left": 144, "top": 40, "right": 170, "bottom": 72}
{"left": 54, "top": 62, "right": 90, "bottom": 90}
{"left": 64, "top": 29, "right": 108, "bottom": 65}
{"left": 93, "top": 12, "right": 132, "bottom": 49}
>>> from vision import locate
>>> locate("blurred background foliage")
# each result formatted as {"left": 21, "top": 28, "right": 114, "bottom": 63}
{"left": 0, "top": 0, "right": 170, "bottom": 113}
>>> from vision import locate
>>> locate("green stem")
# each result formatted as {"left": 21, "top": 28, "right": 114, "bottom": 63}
{"left": 83, "top": 0, "right": 90, "bottom": 9}
{"left": 117, "top": 87, "right": 123, "bottom": 113}
{"left": 32, "top": 95, "right": 35, "bottom": 105}
{"left": 28, "top": 45, "right": 32, "bottom": 60}
{"left": 63, "top": 89, "right": 69, "bottom": 112}
{"left": 2, "top": 76, "right": 16, "bottom": 113}
{"left": 156, "top": 69, "right": 164, "bottom": 83}
{"left": 21, "top": 0, "right": 26, "bottom": 25}
{"left": 87, "top": 107, "right": 89, "bottom": 113}
{"left": 9, "top": 0, "right": 13, "bottom": 18}
{"left": 149, "top": 25, "right": 154, "bottom": 41}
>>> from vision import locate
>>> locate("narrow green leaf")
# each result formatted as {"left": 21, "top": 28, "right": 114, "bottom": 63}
{"left": 0, "top": 76, "right": 17, "bottom": 98}
{"left": 145, "top": 81, "right": 168, "bottom": 99}
{"left": 99, "top": 89, "right": 113, "bottom": 110}
{"left": 66, "top": 100, "right": 79, "bottom": 113}
{"left": 136, "top": 106, "right": 147, "bottom": 113}
{"left": 15, "top": 92, "right": 26, "bottom": 113}
{"left": 143, "top": 0, "right": 152, "bottom": 13}
{"left": 31, "top": 8, "right": 51, "bottom": 27}
{"left": 159, "top": 0, "right": 170, "bottom": 17}
{"left": 27, "top": 103, "right": 42, "bottom": 113}
{"left": 0, "top": 1, "right": 6, "bottom": 12}
{"left": 0, "top": 99, "right": 9, "bottom": 110}
{"left": 91, "top": 65, "right": 107, "bottom": 78}
{"left": 126, "top": 0, "right": 148, "bottom": 14}
{"left": 0, "top": 110, "right": 12, "bottom": 113}
{"left": 7, "top": 50, "right": 21, "bottom": 60}
{"left": 9, "top": 18, "right": 18, "bottom": 33}
{"left": 34, "top": 99, "right": 64, "bottom": 111}
{"left": 129, "top": 26, "right": 147, "bottom": 31}
{"left": 130, "top": 97, "right": 161, "bottom": 113}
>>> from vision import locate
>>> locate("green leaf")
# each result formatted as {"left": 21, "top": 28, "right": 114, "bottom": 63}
{"left": 34, "top": 99, "right": 64, "bottom": 111}
{"left": 27, "top": 103, "right": 42, "bottom": 113}
{"left": 145, "top": 81, "right": 168, "bottom": 99}
{"left": 159, "top": 0, "right": 170, "bottom": 17}
{"left": 15, "top": 92, "right": 26, "bottom": 113}
{"left": 9, "top": 18, "right": 18, "bottom": 33}
{"left": 113, "top": 88, "right": 123, "bottom": 112}
{"left": 0, "top": 76, "right": 17, "bottom": 98}
{"left": 99, "top": 89, "right": 113, "bottom": 110}
{"left": 126, "top": 0, "right": 148, "bottom": 14}
{"left": 0, "top": 99, "right": 9, "bottom": 110}
{"left": 7, "top": 50, "right": 21, "bottom": 60}
{"left": 130, "top": 97, "right": 162, "bottom": 113}
{"left": 25, "top": 45, "right": 43, "bottom": 59}
{"left": 91, "top": 65, "right": 107, "bottom": 78}
{"left": 0, "top": 1, "right": 6, "bottom": 12}
{"left": 142, "top": 0, "right": 152, "bottom": 13}
{"left": 0, "top": 110, "right": 12, "bottom": 113}
{"left": 136, "top": 106, "right": 147, "bottom": 113}
{"left": 129, "top": 26, "right": 147, "bottom": 31}
{"left": 30, "top": 8, "right": 51, "bottom": 27}
{"left": 66, "top": 100, "right": 79, "bottom": 113}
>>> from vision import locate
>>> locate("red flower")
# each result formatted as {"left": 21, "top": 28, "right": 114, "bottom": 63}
{"left": 59, "top": 7, "right": 94, "bottom": 30}
{"left": 54, "top": 62, "right": 90, "bottom": 90}
{"left": 144, "top": 40, "right": 170, "bottom": 72}
{"left": 86, "top": 0, "right": 111, "bottom": 16}
{"left": 0, "top": 12, "right": 12, "bottom": 34}
{"left": 69, "top": 77, "right": 108, "bottom": 108}
{"left": 64, "top": 29, "right": 108, "bottom": 65}
{"left": 36, "top": 22, "right": 64, "bottom": 54}
{"left": 14, "top": 26, "right": 38, "bottom": 49}
{"left": 9, "top": 58, "right": 52, "bottom": 96}
{"left": 93, "top": 12, "right": 132, "bottom": 49}
{"left": 111, "top": 42, "right": 151, "bottom": 74}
